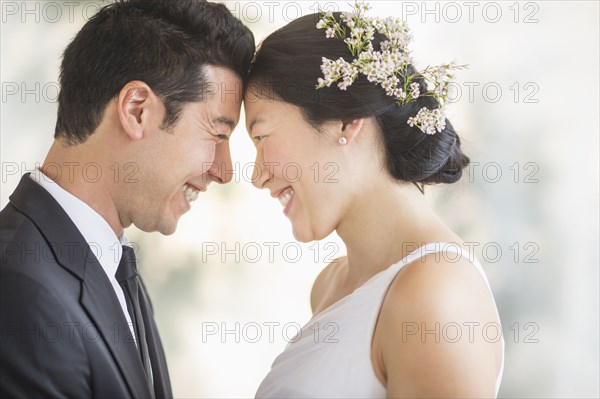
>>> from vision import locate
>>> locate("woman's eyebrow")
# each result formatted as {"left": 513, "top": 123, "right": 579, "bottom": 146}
{"left": 248, "top": 117, "right": 265, "bottom": 135}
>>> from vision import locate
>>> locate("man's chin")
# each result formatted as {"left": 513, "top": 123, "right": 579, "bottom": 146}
{"left": 158, "top": 225, "right": 178, "bottom": 236}
{"left": 156, "top": 203, "right": 191, "bottom": 235}
{"left": 135, "top": 216, "right": 179, "bottom": 236}
{"left": 157, "top": 218, "right": 180, "bottom": 236}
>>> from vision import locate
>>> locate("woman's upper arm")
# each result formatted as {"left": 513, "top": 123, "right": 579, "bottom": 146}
{"left": 377, "top": 256, "right": 501, "bottom": 398}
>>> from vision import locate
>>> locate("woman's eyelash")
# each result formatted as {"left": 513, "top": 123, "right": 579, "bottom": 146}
{"left": 253, "top": 135, "right": 265, "bottom": 143}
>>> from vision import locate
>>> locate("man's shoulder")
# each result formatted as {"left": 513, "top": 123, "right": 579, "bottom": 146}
{"left": 1, "top": 201, "right": 80, "bottom": 295}
{"left": 2, "top": 200, "right": 47, "bottom": 258}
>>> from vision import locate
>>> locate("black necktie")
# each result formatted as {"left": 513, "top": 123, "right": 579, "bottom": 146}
{"left": 116, "top": 245, "right": 155, "bottom": 395}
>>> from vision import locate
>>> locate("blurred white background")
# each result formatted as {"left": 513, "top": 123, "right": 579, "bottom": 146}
{"left": 1, "top": 1, "right": 598, "bottom": 397}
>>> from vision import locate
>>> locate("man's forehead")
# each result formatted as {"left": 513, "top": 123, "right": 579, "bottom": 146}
{"left": 202, "top": 65, "right": 242, "bottom": 90}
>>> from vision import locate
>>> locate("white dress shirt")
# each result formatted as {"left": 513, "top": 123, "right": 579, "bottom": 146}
{"left": 30, "top": 171, "right": 137, "bottom": 342}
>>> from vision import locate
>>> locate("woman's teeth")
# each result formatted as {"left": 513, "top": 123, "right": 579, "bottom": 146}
{"left": 278, "top": 189, "right": 294, "bottom": 207}
{"left": 182, "top": 183, "right": 200, "bottom": 203}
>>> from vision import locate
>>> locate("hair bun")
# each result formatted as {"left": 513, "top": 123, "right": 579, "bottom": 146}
{"left": 419, "top": 131, "right": 470, "bottom": 184}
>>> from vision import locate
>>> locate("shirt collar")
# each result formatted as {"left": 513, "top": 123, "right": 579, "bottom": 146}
{"left": 30, "top": 171, "right": 128, "bottom": 277}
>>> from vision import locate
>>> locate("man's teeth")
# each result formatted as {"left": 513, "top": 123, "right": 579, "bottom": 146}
{"left": 182, "top": 183, "right": 200, "bottom": 203}
{"left": 278, "top": 189, "right": 294, "bottom": 207}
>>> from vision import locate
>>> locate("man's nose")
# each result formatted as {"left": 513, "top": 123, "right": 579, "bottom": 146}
{"left": 209, "top": 141, "right": 233, "bottom": 184}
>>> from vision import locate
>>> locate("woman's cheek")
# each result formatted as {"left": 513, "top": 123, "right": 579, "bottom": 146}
{"left": 262, "top": 142, "right": 294, "bottom": 177}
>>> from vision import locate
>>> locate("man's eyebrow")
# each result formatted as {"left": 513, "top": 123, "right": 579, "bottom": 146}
{"left": 213, "top": 116, "right": 235, "bottom": 131}
{"left": 249, "top": 117, "right": 264, "bottom": 135}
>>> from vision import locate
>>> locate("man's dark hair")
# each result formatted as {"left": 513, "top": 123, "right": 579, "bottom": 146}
{"left": 55, "top": 0, "right": 255, "bottom": 145}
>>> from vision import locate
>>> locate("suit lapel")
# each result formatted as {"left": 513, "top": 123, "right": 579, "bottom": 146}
{"left": 139, "top": 281, "right": 172, "bottom": 398}
{"left": 80, "top": 265, "right": 153, "bottom": 398}
{"left": 9, "top": 174, "right": 152, "bottom": 398}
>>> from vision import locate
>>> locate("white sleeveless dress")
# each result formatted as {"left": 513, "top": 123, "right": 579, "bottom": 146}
{"left": 255, "top": 242, "right": 505, "bottom": 398}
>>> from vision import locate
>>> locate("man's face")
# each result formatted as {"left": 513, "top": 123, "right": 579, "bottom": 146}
{"left": 120, "top": 65, "right": 242, "bottom": 235}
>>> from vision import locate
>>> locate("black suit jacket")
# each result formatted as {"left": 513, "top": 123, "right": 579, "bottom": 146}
{"left": 0, "top": 174, "right": 172, "bottom": 398}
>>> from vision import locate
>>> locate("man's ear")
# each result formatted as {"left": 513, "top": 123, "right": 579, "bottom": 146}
{"left": 340, "top": 118, "right": 365, "bottom": 144}
{"left": 116, "top": 80, "right": 159, "bottom": 140}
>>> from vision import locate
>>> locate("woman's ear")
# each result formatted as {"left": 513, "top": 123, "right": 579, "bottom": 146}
{"left": 341, "top": 118, "right": 365, "bottom": 144}
{"left": 116, "top": 80, "right": 157, "bottom": 141}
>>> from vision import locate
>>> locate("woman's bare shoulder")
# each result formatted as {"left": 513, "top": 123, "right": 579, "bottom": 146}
{"left": 374, "top": 253, "right": 502, "bottom": 397}
{"left": 310, "top": 256, "right": 348, "bottom": 315}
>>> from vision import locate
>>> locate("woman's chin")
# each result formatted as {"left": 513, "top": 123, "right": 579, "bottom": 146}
{"left": 289, "top": 222, "right": 310, "bottom": 243}
{"left": 290, "top": 222, "right": 332, "bottom": 243}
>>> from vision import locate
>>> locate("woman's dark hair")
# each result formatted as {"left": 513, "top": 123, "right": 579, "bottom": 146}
{"left": 247, "top": 13, "right": 469, "bottom": 185}
{"left": 55, "top": 0, "right": 255, "bottom": 145}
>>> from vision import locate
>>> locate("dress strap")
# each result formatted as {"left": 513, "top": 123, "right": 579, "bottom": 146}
{"left": 389, "top": 242, "right": 493, "bottom": 292}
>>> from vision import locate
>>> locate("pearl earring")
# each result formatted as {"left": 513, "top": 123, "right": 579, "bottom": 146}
{"left": 338, "top": 137, "right": 347, "bottom": 145}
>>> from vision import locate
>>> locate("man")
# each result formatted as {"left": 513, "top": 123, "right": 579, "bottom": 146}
{"left": 0, "top": 0, "right": 254, "bottom": 397}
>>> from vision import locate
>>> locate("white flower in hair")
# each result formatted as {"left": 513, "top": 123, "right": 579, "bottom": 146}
{"left": 410, "top": 82, "right": 420, "bottom": 99}
{"left": 407, "top": 107, "right": 447, "bottom": 135}
{"left": 315, "top": 0, "right": 466, "bottom": 135}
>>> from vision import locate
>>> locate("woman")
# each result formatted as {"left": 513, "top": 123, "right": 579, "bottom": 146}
{"left": 245, "top": 2, "right": 504, "bottom": 397}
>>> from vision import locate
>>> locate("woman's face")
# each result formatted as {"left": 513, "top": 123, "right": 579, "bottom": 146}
{"left": 244, "top": 94, "right": 356, "bottom": 242}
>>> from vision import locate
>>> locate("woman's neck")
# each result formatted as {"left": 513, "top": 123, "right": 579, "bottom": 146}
{"left": 336, "top": 177, "right": 461, "bottom": 288}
